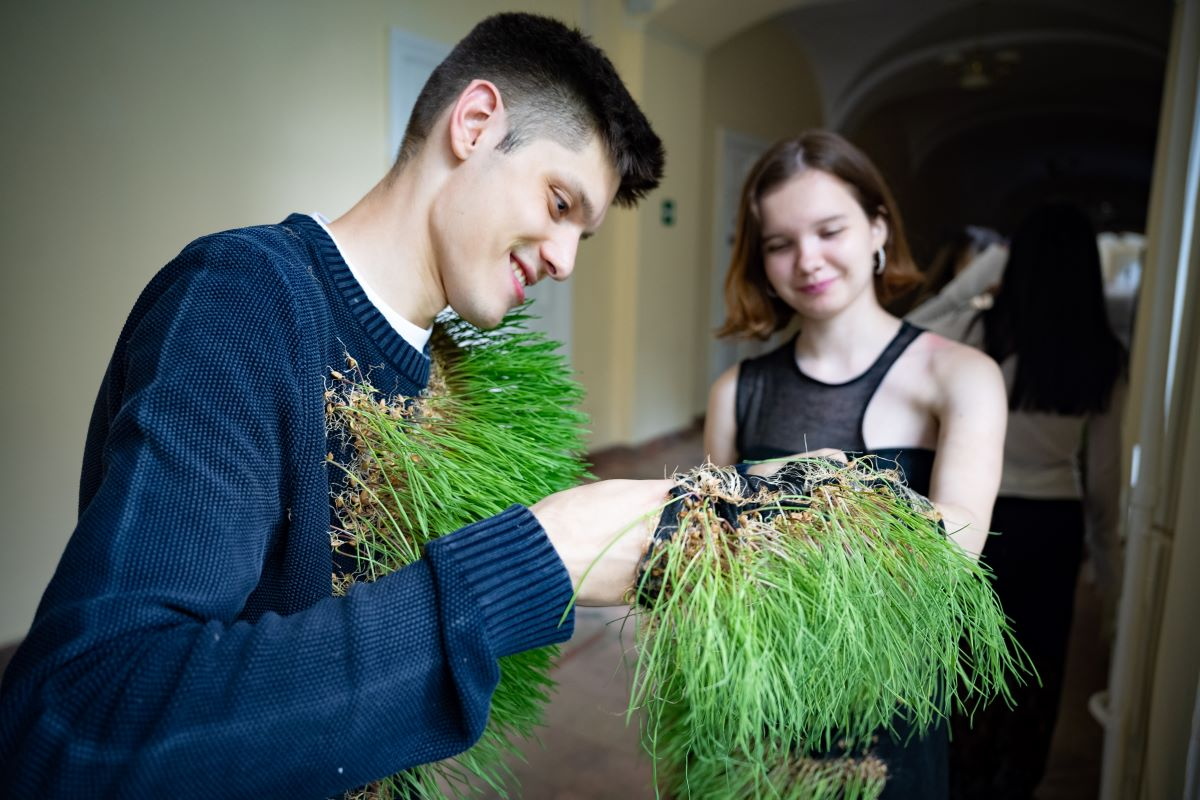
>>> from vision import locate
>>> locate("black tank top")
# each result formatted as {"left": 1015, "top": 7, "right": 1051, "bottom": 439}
{"left": 734, "top": 321, "right": 935, "bottom": 495}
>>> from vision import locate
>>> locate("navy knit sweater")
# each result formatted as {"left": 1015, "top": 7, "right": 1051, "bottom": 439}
{"left": 0, "top": 214, "right": 576, "bottom": 798}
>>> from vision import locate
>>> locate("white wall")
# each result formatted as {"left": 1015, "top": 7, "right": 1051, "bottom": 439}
{"left": 1099, "top": 1, "right": 1200, "bottom": 795}
{"left": 1, "top": 1, "right": 392, "bottom": 644}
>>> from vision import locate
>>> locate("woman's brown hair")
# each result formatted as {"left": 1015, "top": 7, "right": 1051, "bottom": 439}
{"left": 718, "top": 130, "right": 923, "bottom": 339}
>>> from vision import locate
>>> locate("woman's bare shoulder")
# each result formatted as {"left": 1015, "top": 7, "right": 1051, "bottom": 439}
{"left": 918, "top": 334, "right": 1005, "bottom": 416}
{"left": 898, "top": 330, "right": 1004, "bottom": 407}
{"left": 914, "top": 329, "right": 993, "bottom": 369}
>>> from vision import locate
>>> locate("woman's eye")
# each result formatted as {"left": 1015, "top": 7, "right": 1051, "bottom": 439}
{"left": 820, "top": 228, "right": 844, "bottom": 239}
{"left": 764, "top": 241, "right": 791, "bottom": 253}
{"left": 553, "top": 193, "right": 569, "bottom": 216}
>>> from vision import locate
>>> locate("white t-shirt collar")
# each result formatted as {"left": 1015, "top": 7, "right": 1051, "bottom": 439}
{"left": 310, "top": 212, "right": 433, "bottom": 353}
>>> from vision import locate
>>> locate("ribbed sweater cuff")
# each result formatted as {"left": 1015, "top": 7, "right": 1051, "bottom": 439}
{"left": 427, "top": 505, "right": 575, "bottom": 658}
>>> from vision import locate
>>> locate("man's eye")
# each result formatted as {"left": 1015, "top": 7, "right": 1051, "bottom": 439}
{"left": 553, "top": 193, "right": 569, "bottom": 215}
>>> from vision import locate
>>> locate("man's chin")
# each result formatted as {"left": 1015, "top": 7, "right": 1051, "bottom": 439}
{"left": 455, "top": 307, "right": 507, "bottom": 331}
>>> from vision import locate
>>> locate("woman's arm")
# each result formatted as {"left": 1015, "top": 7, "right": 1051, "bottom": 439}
{"left": 704, "top": 363, "right": 741, "bottom": 465}
{"left": 928, "top": 340, "right": 1008, "bottom": 560}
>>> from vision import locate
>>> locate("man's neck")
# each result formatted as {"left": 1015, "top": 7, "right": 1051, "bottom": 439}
{"left": 329, "top": 164, "right": 445, "bottom": 329}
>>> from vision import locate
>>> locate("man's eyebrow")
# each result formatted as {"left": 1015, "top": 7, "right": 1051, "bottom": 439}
{"left": 564, "top": 177, "right": 598, "bottom": 231}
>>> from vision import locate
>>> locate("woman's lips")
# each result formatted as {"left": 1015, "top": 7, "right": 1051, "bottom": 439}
{"left": 799, "top": 277, "right": 835, "bottom": 295}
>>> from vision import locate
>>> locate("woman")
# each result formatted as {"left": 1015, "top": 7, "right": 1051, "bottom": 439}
{"left": 704, "top": 130, "right": 1008, "bottom": 797}
{"left": 947, "top": 202, "right": 1126, "bottom": 800}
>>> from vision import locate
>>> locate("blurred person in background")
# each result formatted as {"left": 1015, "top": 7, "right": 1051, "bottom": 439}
{"left": 946, "top": 202, "right": 1127, "bottom": 800}
{"left": 891, "top": 224, "right": 1005, "bottom": 317}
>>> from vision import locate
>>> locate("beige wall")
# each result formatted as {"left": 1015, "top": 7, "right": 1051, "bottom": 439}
{"left": 570, "top": 8, "right": 647, "bottom": 448}
{"left": 694, "top": 22, "right": 824, "bottom": 410}
{"left": 579, "top": 16, "right": 826, "bottom": 447}
{"left": 1143, "top": 336, "right": 1200, "bottom": 799}
{"left": 630, "top": 36, "right": 706, "bottom": 442}
{"left": 1110, "top": 1, "right": 1200, "bottom": 795}
{"left": 0, "top": 0, "right": 589, "bottom": 645}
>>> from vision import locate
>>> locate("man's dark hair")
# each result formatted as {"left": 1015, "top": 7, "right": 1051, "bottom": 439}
{"left": 395, "top": 13, "right": 664, "bottom": 207}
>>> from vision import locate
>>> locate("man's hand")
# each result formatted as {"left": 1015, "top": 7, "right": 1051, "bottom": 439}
{"left": 531, "top": 479, "right": 675, "bottom": 606}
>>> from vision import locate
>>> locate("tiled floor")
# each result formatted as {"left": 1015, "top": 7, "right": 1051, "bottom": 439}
{"left": 483, "top": 425, "right": 1110, "bottom": 799}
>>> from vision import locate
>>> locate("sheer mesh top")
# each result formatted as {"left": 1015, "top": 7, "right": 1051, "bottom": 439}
{"left": 734, "top": 321, "right": 935, "bottom": 494}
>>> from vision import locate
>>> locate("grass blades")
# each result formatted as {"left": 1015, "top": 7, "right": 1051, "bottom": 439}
{"left": 659, "top": 745, "right": 890, "bottom": 800}
{"left": 327, "top": 308, "right": 591, "bottom": 798}
{"left": 631, "top": 459, "right": 1032, "bottom": 798}
{"left": 325, "top": 311, "right": 1029, "bottom": 799}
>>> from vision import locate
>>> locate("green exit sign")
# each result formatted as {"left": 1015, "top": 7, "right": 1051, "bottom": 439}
{"left": 661, "top": 199, "right": 675, "bottom": 226}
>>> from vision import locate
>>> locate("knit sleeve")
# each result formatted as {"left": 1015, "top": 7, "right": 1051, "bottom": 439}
{"left": 0, "top": 235, "right": 576, "bottom": 799}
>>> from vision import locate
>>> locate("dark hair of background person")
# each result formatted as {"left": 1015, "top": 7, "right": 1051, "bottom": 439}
{"left": 719, "top": 130, "right": 924, "bottom": 340}
{"left": 391, "top": 12, "right": 665, "bottom": 207}
{"left": 980, "top": 202, "right": 1125, "bottom": 414}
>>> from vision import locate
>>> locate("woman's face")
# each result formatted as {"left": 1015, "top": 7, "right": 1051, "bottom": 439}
{"left": 758, "top": 168, "right": 887, "bottom": 321}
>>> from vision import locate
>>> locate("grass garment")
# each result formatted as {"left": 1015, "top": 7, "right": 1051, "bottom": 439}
{"left": 632, "top": 459, "right": 1030, "bottom": 799}
{"left": 328, "top": 311, "right": 589, "bottom": 799}
{"left": 326, "top": 309, "right": 1027, "bottom": 799}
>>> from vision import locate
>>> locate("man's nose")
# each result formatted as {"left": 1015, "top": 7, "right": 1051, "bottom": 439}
{"left": 542, "top": 230, "right": 580, "bottom": 281}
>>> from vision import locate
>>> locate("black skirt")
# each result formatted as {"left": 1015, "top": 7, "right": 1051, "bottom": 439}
{"left": 949, "top": 495, "right": 1086, "bottom": 800}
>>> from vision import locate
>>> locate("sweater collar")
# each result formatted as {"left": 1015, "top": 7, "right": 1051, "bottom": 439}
{"left": 283, "top": 213, "right": 431, "bottom": 390}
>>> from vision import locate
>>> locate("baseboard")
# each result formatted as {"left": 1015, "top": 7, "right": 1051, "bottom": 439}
{"left": 587, "top": 416, "right": 704, "bottom": 463}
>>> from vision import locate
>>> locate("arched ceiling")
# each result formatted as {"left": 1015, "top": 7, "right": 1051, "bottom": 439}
{"left": 638, "top": 0, "right": 824, "bottom": 52}
{"left": 642, "top": 0, "right": 1172, "bottom": 256}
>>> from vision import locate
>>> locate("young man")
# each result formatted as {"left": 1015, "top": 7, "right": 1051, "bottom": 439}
{"left": 0, "top": 13, "right": 669, "bottom": 798}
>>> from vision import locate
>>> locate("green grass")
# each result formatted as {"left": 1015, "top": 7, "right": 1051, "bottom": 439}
{"left": 630, "top": 459, "right": 1032, "bottom": 798}
{"left": 325, "top": 309, "right": 1030, "bottom": 799}
{"left": 327, "top": 309, "right": 591, "bottom": 799}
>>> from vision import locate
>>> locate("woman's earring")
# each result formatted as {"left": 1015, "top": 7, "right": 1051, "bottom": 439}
{"left": 874, "top": 247, "right": 887, "bottom": 275}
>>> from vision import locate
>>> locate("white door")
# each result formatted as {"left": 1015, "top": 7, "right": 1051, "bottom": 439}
{"left": 707, "top": 129, "right": 772, "bottom": 388}
{"left": 388, "top": 28, "right": 573, "bottom": 362}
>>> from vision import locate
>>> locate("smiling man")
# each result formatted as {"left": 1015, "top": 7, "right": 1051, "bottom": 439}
{"left": 0, "top": 13, "right": 667, "bottom": 799}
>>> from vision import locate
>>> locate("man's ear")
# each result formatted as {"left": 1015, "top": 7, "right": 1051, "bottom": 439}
{"left": 447, "top": 79, "right": 505, "bottom": 162}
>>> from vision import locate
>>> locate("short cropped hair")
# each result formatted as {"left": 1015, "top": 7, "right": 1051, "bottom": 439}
{"left": 719, "top": 131, "right": 923, "bottom": 339}
{"left": 395, "top": 13, "right": 664, "bottom": 207}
